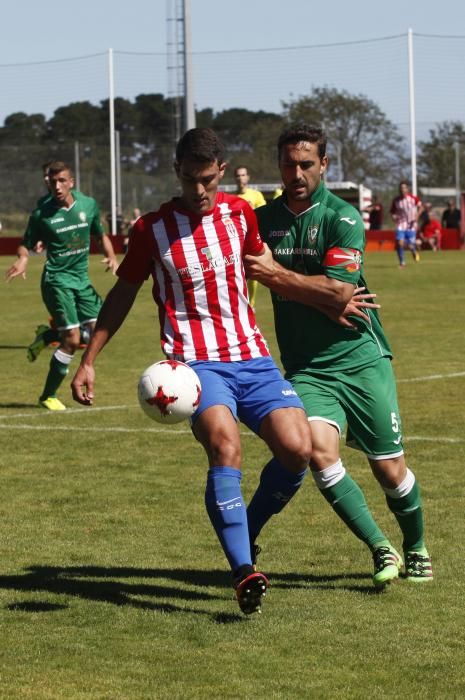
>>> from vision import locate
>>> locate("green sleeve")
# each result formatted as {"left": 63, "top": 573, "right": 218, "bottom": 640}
{"left": 21, "top": 210, "right": 42, "bottom": 250}
{"left": 323, "top": 208, "right": 365, "bottom": 284}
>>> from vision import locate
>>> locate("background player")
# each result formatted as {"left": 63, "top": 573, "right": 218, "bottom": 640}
{"left": 390, "top": 181, "right": 422, "bottom": 267}
{"left": 6, "top": 161, "right": 118, "bottom": 410}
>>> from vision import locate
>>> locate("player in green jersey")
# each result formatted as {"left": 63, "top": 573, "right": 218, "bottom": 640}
{"left": 245, "top": 123, "right": 433, "bottom": 585}
{"left": 6, "top": 161, "right": 118, "bottom": 411}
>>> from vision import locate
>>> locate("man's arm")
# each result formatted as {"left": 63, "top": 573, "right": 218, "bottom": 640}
{"left": 5, "top": 244, "right": 30, "bottom": 281}
{"left": 97, "top": 233, "right": 119, "bottom": 274}
{"left": 71, "top": 277, "right": 142, "bottom": 405}
{"left": 244, "top": 244, "right": 379, "bottom": 328}
{"left": 244, "top": 243, "right": 353, "bottom": 310}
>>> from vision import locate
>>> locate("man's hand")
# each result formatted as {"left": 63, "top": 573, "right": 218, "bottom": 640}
{"left": 101, "top": 257, "right": 119, "bottom": 275}
{"left": 5, "top": 257, "right": 28, "bottom": 282}
{"left": 324, "top": 287, "right": 380, "bottom": 329}
{"left": 244, "top": 243, "right": 276, "bottom": 283}
{"left": 71, "top": 362, "right": 96, "bottom": 405}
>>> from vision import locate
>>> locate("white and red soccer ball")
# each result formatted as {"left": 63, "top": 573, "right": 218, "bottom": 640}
{"left": 137, "top": 360, "right": 202, "bottom": 424}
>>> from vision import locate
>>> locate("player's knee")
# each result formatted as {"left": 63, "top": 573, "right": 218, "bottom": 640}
{"left": 369, "top": 455, "right": 406, "bottom": 489}
{"left": 310, "top": 443, "right": 339, "bottom": 470}
{"left": 205, "top": 435, "right": 241, "bottom": 468}
{"left": 278, "top": 428, "right": 312, "bottom": 470}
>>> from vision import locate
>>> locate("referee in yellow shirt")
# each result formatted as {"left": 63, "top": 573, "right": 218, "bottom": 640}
{"left": 234, "top": 166, "right": 266, "bottom": 308}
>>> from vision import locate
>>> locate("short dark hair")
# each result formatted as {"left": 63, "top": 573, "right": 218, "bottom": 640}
{"left": 41, "top": 161, "right": 53, "bottom": 175}
{"left": 278, "top": 123, "right": 327, "bottom": 160}
{"left": 234, "top": 165, "right": 249, "bottom": 175}
{"left": 48, "top": 161, "right": 73, "bottom": 177}
{"left": 175, "top": 128, "right": 226, "bottom": 165}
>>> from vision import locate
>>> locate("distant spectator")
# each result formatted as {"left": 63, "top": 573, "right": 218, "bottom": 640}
{"left": 441, "top": 198, "right": 460, "bottom": 229}
{"left": 418, "top": 202, "right": 441, "bottom": 252}
{"left": 363, "top": 194, "right": 384, "bottom": 230}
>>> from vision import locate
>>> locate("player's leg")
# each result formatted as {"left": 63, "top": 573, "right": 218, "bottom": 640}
{"left": 76, "top": 284, "right": 101, "bottom": 347}
{"left": 246, "top": 405, "right": 311, "bottom": 558}
{"left": 294, "top": 369, "right": 401, "bottom": 587}
{"left": 191, "top": 363, "right": 267, "bottom": 613}
{"left": 346, "top": 358, "right": 432, "bottom": 582}
{"left": 395, "top": 230, "right": 406, "bottom": 267}
{"left": 39, "top": 283, "right": 82, "bottom": 410}
{"left": 368, "top": 455, "right": 432, "bottom": 582}
{"left": 26, "top": 322, "right": 61, "bottom": 362}
{"left": 406, "top": 229, "right": 420, "bottom": 262}
{"left": 231, "top": 359, "right": 310, "bottom": 562}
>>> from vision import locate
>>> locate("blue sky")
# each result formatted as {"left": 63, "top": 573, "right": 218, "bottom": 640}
{"left": 1, "top": 0, "right": 464, "bottom": 133}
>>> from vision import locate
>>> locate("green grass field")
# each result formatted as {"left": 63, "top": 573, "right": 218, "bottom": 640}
{"left": 1, "top": 251, "right": 464, "bottom": 699}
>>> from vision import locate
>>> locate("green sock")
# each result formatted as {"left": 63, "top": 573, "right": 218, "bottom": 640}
{"left": 39, "top": 353, "right": 71, "bottom": 401}
{"left": 385, "top": 480, "right": 424, "bottom": 552}
{"left": 320, "top": 473, "right": 387, "bottom": 550}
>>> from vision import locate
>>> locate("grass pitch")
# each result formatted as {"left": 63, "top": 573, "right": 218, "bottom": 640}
{"left": 1, "top": 251, "right": 464, "bottom": 699}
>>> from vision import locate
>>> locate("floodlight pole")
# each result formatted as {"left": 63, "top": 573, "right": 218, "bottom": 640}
{"left": 407, "top": 28, "right": 418, "bottom": 196}
{"left": 182, "top": 0, "right": 196, "bottom": 131}
{"left": 108, "top": 48, "right": 117, "bottom": 235}
{"left": 454, "top": 141, "right": 461, "bottom": 209}
{"left": 74, "top": 141, "right": 81, "bottom": 191}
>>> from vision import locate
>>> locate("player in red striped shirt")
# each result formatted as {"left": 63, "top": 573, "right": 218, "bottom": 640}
{"left": 390, "top": 181, "right": 423, "bottom": 267}
{"left": 71, "top": 128, "right": 313, "bottom": 615}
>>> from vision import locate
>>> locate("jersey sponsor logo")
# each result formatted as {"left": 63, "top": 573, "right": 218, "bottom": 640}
{"left": 323, "top": 247, "right": 362, "bottom": 272}
{"left": 281, "top": 388, "right": 297, "bottom": 396}
{"left": 276, "top": 247, "right": 318, "bottom": 257}
{"left": 178, "top": 250, "right": 241, "bottom": 279}
{"left": 55, "top": 222, "right": 88, "bottom": 234}
{"left": 339, "top": 217, "right": 356, "bottom": 225}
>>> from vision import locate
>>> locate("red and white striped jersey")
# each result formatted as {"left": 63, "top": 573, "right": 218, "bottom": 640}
{"left": 117, "top": 192, "right": 270, "bottom": 362}
{"left": 390, "top": 193, "right": 422, "bottom": 231}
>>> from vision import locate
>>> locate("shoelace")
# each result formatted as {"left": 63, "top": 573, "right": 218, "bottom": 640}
{"left": 373, "top": 546, "right": 394, "bottom": 571}
{"left": 406, "top": 553, "right": 429, "bottom": 574}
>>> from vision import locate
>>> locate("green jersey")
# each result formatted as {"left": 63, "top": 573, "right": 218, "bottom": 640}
{"left": 256, "top": 181, "right": 392, "bottom": 373}
{"left": 22, "top": 191, "right": 105, "bottom": 289}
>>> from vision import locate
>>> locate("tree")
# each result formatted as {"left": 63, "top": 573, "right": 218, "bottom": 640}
{"left": 0, "top": 112, "right": 47, "bottom": 144}
{"left": 283, "top": 87, "right": 406, "bottom": 188}
{"left": 47, "top": 101, "right": 106, "bottom": 142}
{"left": 418, "top": 121, "right": 465, "bottom": 188}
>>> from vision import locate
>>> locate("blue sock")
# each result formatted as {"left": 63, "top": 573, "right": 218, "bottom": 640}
{"left": 247, "top": 458, "right": 307, "bottom": 544}
{"left": 204, "top": 466, "right": 251, "bottom": 573}
{"left": 397, "top": 243, "right": 405, "bottom": 265}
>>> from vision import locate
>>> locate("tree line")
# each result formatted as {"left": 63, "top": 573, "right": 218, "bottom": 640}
{"left": 1, "top": 87, "right": 464, "bottom": 217}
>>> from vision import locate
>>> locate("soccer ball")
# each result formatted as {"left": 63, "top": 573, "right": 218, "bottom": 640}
{"left": 137, "top": 360, "right": 202, "bottom": 424}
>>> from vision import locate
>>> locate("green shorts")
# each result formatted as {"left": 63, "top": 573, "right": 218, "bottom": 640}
{"left": 41, "top": 280, "right": 102, "bottom": 330}
{"left": 289, "top": 357, "right": 404, "bottom": 459}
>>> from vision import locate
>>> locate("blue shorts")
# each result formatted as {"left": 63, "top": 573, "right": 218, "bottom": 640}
{"left": 189, "top": 356, "right": 304, "bottom": 435}
{"left": 395, "top": 229, "right": 416, "bottom": 244}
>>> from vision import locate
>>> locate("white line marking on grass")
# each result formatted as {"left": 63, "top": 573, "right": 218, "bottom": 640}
{"left": 0, "top": 405, "right": 138, "bottom": 421}
{"left": 0, "top": 423, "right": 463, "bottom": 443}
{"left": 398, "top": 371, "right": 465, "bottom": 383}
